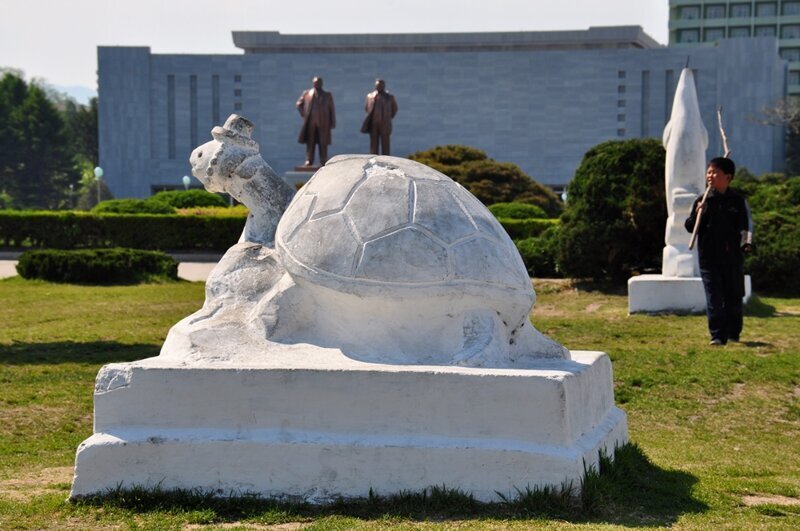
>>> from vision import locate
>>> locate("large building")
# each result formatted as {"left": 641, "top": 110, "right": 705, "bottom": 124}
{"left": 98, "top": 26, "right": 786, "bottom": 198}
{"left": 669, "top": 0, "right": 800, "bottom": 94}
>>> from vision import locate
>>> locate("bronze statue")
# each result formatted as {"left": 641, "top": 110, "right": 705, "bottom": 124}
{"left": 296, "top": 76, "right": 336, "bottom": 166}
{"left": 360, "top": 78, "right": 398, "bottom": 155}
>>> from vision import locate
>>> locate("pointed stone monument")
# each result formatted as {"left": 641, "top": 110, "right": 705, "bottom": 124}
{"left": 71, "top": 115, "right": 628, "bottom": 502}
{"left": 628, "top": 68, "right": 750, "bottom": 313}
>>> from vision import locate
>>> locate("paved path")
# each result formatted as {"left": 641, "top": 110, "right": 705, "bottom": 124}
{"left": 0, "top": 260, "right": 217, "bottom": 282}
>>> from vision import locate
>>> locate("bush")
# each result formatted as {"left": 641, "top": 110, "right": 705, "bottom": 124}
{"left": 489, "top": 202, "right": 548, "bottom": 220}
{"left": 0, "top": 210, "right": 246, "bottom": 251}
{"left": 150, "top": 189, "right": 228, "bottom": 209}
{"left": 746, "top": 212, "right": 800, "bottom": 295}
{"left": 516, "top": 226, "right": 563, "bottom": 278}
{"left": 92, "top": 199, "right": 176, "bottom": 214}
{"left": 558, "top": 139, "right": 666, "bottom": 283}
{"left": 409, "top": 145, "right": 563, "bottom": 217}
{"left": 16, "top": 248, "right": 178, "bottom": 284}
{"left": 498, "top": 218, "right": 558, "bottom": 240}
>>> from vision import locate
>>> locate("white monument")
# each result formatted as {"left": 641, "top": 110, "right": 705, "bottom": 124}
{"left": 628, "top": 68, "right": 750, "bottom": 313}
{"left": 71, "top": 115, "right": 628, "bottom": 502}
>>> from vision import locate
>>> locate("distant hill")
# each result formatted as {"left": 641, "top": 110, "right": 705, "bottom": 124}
{"left": 53, "top": 84, "right": 96, "bottom": 105}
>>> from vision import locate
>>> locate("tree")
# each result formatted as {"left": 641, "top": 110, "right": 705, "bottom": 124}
{"left": 63, "top": 97, "right": 98, "bottom": 165}
{"left": 408, "top": 145, "right": 563, "bottom": 217}
{"left": 557, "top": 138, "right": 667, "bottom": 283}
{"left": 0, "top": 72, "right": 79, "bottom": 209}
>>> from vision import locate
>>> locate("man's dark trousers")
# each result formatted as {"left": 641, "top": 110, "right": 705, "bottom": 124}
{"left": 700, "top": 261, "right": 744, "bottom": 343}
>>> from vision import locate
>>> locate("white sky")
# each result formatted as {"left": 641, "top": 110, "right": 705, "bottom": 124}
{"left": 0, "top": 0, "right": 669, "bottom": 90}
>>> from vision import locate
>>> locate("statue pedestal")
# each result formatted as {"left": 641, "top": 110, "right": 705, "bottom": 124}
{"left": 70, "top": 351, "right": 627, "bottom": 502}
{"left": 628, "top": 274, "right": 752, "bottom": 314}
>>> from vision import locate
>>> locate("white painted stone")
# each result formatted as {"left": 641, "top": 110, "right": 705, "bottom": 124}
{"left": 70, "top": 351, "right": 627, "bottom": 502}
{"left": 72, "top": 114, "right": 626, "bottom": 502}
{"left": 628, "top": 274, "right": 752, "bottom": 314}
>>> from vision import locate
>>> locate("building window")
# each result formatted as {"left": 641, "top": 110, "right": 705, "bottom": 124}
{"left": 789, "top": 71, "right": 800, "bottom": 85}
{"left": 617, "top": 128, "right": 626, "bottom": 137}
{"left": 680, "top": 6, "right": 700, "bottom": 20}
{"left": 705, "top": 4, "right": 726, "bottom": 18}
{"left": 618, "top": 99, "right": 626, "bottom": 108}
{"left": 234, "top": 89, "right": 242, "bottom": 97}
{"left": 234, "top": 102, "right": 242, "bottom": 110}
{"left": 784, "top": 2, "right": 800, "bottom": 15}
{"left": 618, "top": 85, "right": 626, "bottom": 94}
{"left": 731, "top": 3, "right": 751, "bottom": 17}
{"left": 617, "top": 114, "right": 626, "bottom": 122}
{"left": 679, "top": 29, "right": 700, "bottom": 43}
{"left": 704, "top": 28, "right": 726, "bottom": 42}
{"left": 782, "top": 25, "right": 800, "bottom": 39}
{"left": 234, "top": 74, "right": 242, "bottom": 83}
{"left": 781, "top": 48, "right": 800, "bottom": 61}
{"left": 730, "top": 27, "right": 751, "bottom": 38}
{"left": 618, "top": 70, "right": 626, "bottom": 79}
{"left": 756, "top": 25, "right": 777, "bottom": 37}
{"left": 756, "top": 2, "right": 777, "bottom": 17}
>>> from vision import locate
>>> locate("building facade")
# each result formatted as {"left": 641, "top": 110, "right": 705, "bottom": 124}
{"left": 98, "top": 27, "right": 785, "bottom": 198}
{"left": 669, "top": 0, "right": 800, "bottom": 94}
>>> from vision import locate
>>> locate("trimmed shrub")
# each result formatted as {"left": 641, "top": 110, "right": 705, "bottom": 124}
{"left": 745, "top": 212, "right": 800, "bottom": 294}
{"left": 498, "top": 218, "right": 558, "bottom": 240}
{"left": 409, "top": 145, "right": 563, "bottom": 217}
{"left": 150, "top": 189, "right": 228, "bottom": 209}
{"left": 516, "top": 226, "right": 563, "bottom": 278}
{"left": 16, "top": 248, "right": 178, "bottom": 284}
{"left": 92, "top": 199, "right": 176, "bottom": 214}
{"left": 0, "top": 210, "right": 245, "bottom": 251}
{"left": 557, "top": 139, "right": 666, "bottom": 283}
{"left": 489, "top": 202, "right": 548, "bottom": 220}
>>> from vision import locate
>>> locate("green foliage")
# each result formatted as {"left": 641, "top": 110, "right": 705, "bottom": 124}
{"left": 150, "top": 189, "right": 228, "bottom": 209}
{"left": 409, "top": 145, "right": 563, "bottom": 217}
{"left": 488, "top": 202, "right": 548, "bottom": 219}
{"left": 498, "top": 217, "right": 558, "bottom": 240}
{"left": 745, "top": 211, "right": 800, "bottom": 294}
{"left": 558, "top": 138, "right": 666, "bottom": 282}
{"left": 0, "top": 73, "right": 79, "bottom": 209}
{"left": 62, "top": 97, "right": 98, "bottom": 165}
{"left": 92, "top": 199, "right": 176, "bottom": 215}
{"left": 0, "top": 210, "right": 245, "bottom": 251}
{"left": 516, "top": 226, "right": 563, "bottom": 278}
{"left": 16, "top": 248, "right": 178, "bottom": 284}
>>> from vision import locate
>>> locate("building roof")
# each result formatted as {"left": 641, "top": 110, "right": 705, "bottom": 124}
{"left": 232, "top": 26, "right": 662, "bottom": 54}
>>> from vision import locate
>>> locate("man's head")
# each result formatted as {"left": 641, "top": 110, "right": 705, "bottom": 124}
{"left": 312, "top": 77, "right": 323, "bottom": 90}
{"left": 706, "top": 157, "right": 736, "bottom": 193}
{"left": 375, "top": 79, "right": 386, "bottom": 93}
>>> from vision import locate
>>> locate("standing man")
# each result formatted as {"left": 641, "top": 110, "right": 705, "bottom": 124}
{"left": 361, "top": 78, "right": 398, "bottom": 155}
{"left": 296, "top": 76, "right": 336, "bottom": 166}
{"left": 684, "top": 157, "right": 753, "bottom": 346}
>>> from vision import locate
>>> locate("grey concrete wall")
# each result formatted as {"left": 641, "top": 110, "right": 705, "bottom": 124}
{"left": 99, "top": 37, "right": 786, "bottom": 198}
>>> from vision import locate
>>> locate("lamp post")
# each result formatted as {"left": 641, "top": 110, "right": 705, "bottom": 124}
{"left": 93, "top": 166, "right": 104, "bottom": 205}
{"left": 182, "top": 175, "right": 191, "bottom": 191}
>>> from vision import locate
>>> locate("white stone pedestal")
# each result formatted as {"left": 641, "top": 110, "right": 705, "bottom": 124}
{"left": 628, "top": 274, "right": 752, "bottom": 314}
{"left": 70, "top": 351, "right": 627, "bottom": 502}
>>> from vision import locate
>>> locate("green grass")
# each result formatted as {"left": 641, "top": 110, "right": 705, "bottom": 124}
{"left": 1, "top": 276, "right": 799, "bottom": 529}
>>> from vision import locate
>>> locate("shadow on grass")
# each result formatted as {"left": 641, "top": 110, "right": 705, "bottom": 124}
{"left": 72, "top": 443, "right": 707, "bottom": 528}
{"left": 744, "top": 296, "right": 776, "bottom": 318}
{"left": 0, "top": 341, "right": 159, "bottom": 365}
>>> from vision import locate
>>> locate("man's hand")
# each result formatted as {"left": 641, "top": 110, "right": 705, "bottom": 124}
{"left": 742, "top": 243, "right": 753, "bottom": 254}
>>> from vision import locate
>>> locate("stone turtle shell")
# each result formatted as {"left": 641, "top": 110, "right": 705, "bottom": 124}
{"left": 275, "top": 155, "right": 531, "bottom": 295}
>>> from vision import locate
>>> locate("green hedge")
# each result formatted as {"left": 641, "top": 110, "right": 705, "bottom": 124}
{"left": 515, "top": 226, "right": 563, "bottom": 278}
{"left": 489, "top": 202, "right": 548, "bottom": 220}
{"left": 92, "top": 199, "right": 176, "bottom": 214}
{"left": 16, "top": 248, "right": 178, "bottom": 284}
{"left": 746, "top": 211, "right": 800, "bottom": 295}
{"left": 150, "top": 189, "right": 228, "bottom": 208}
{"left": 0, "top": 210, "right": 245, "bottom": 251}
{"left": 497, "top": 218, "right": 559, "bottom": 240}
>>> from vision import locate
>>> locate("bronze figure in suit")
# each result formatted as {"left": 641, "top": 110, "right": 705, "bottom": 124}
{"left": 360, "top": 79, "right": 398, "bottom": 155}
{"left": 296, "top": 76, "right": 336, "bottom": 166}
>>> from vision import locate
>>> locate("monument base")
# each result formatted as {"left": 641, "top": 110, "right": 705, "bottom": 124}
{"left": 70, "top": 351, "right": 627, "bottom": 503}
{"left": 628, "top": 274, "right": 752, "bottom": 314}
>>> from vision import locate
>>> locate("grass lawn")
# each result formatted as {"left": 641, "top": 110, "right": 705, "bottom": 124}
{"left": 0, "top": 276, "right": 798, "bottom": 529}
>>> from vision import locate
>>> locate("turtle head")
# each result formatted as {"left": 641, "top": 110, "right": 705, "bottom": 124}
{"left": 190, "top": 114, "right": 260, "bottom": 196}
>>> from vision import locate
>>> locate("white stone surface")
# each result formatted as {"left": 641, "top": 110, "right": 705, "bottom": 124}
{"left": 661, "top": 67, "right": 707, "bottom": 278}
{"left": 628, "top": 274, "right": 752, "bottom": 314}
{"left": 70, "top": 351, "right": 627, "bottom": 502}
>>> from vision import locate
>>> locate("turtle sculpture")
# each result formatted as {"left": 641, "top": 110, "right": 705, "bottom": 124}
{"left": 173, "top": 114, "right": 567, "bottom": 366}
